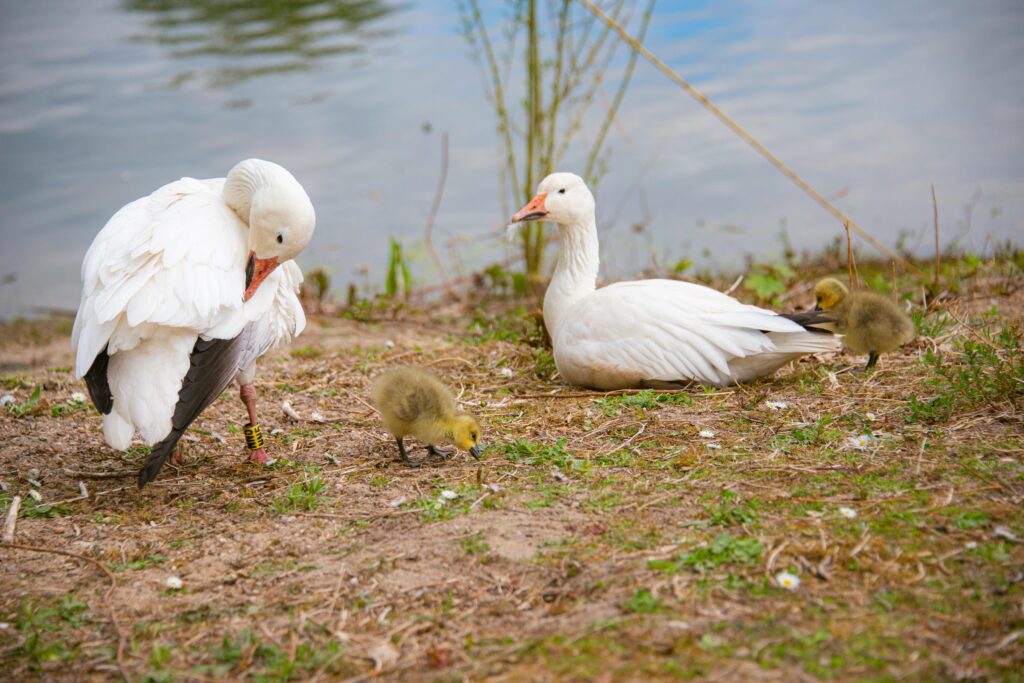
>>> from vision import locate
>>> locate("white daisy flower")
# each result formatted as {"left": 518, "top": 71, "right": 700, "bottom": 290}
{"left": 383, "top": 340, "right": 395, "bottom": 350}
{"left": 28, "top": 489, "right": 42, "bottom": 502}
{"left": 765, "top": 400, "right": 789, "bottom": 411}
{"left": 499, "top": 367, "right": 514, "bottom": 378}
{"left": 69, "top": 392, "right": 87, "bottom": 404}
{"left": 865, "top": 412, "right": 877, "bottom": 422}
{"left": 965, "top": 541, "right": 978, "bottom": 550}
{"left": 705, "top": 443, "right": 723, "bottom": 450}
{"left": 388, "top": 496, "right": 407, "bottom": 508}
{"left": 0, "top": 622, "right": 10, "bottom": 630}
{"left": 775, "top": 571, "right": 800, "bottom": 590}
{"left": 849, "top": 434, "right": 873, "bottom": 450}
{"left": 698, "top": 429, "right": 715, "bottom": 439}
{"left": 838, "top": 506, "right": 857, "bottom": 519}
{"left": 440, "top": 489, "right": 458, "bottom": 500}
{"left": 165, "top": 576, "right": 183, "bottom": 590}
{"left": 0, "top": 395, "right": 14, "bottom": 406}
{"left": 484, "top": 483, "right": 500, "bottom": 493}
{"left": 310, "top": 411, "right": 325, "bottom": 423}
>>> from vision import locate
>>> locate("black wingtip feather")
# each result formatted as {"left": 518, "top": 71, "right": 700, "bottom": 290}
{"left": 84, "top": 347, "right": 114, "bottom": 414}
{"left": 137, "top": 430, "right": 183, "bottom": 489}
{"left": 779, "top": 310, "right": 837, "bottom": 333}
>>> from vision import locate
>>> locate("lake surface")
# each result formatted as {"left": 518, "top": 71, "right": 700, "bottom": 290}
{"left": 1, "top": 0, "right": 1022, "bottom": 319}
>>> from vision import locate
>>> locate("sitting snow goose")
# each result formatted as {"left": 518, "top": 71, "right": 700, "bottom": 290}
{"left": 509, "top": 172, "right": 839, "bottom": 389}
{"left": 71, "top": 159, "right": 315, "bottom": 487}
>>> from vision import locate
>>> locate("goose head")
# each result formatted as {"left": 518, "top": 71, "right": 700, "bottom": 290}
{"left": 225, "top": 159, "right": 317, "bottom": 301}
{"left": 511, "top": 172, "right": 595, "bottom": 227}
{"left": 814, "top": 277, "right": 849, "bottom": 311}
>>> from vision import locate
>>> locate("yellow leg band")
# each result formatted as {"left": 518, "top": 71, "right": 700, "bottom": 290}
{"left": 243, "top": 423, "right": 265, "bottom": 450}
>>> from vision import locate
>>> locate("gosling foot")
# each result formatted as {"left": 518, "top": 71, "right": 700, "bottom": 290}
{"left": 426, "top": 445, "right": 453, "bottom": 462}
{"left": 396, "top": 437, "right": 420, "bottom": 468}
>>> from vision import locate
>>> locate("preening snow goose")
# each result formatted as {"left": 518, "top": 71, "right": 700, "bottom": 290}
{"left": 71, "top": 159, "right": 316, "bottom": 488}
{"left": 509, "top": 172, "right": 839, "bottom": 389}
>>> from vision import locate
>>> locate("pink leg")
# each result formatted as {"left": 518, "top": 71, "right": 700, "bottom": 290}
{"left": 240, "top": 383, "right": 268, "bottom": 464}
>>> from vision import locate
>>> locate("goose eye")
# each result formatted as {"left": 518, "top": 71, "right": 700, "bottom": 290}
{"left": 276, "top": 233, "right": 284, "bottom": 244}
{"left": 558, "top": 188, "right": 566, "bottom": 194}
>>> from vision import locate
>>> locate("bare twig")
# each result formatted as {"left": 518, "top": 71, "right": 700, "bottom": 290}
{"left": 932, "top": 183, "right": 941, "bottom": 290}
{"left": 844, "top": 221, "right": 854, "bottom": 288}
{"left": 516, "top": 387, "right": 713, "bottom": 399}
{"left": 723, "top": 274, "right": 744, "bottom": 296}
{"left": 2, "top": 495, "right": 20, "bottom": 543}
{"left": 423, "top": 132, "right": 451, "bottom": 294}
{"left": 574, "top": 0, "right": 921, "bottom": 274}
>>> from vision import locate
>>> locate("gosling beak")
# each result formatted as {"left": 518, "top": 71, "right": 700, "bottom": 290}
{"left": 469, "top": 445, "right": 482, "bottom": 460}
{"left": 243, "top": 253, "right": 280, "bottom": 302}
{"left": 511, "top": 193, "right": 548, "bottom": 223}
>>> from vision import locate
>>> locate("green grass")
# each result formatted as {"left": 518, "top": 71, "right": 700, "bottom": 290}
{"left": 907, "top": 322, "right": 1023, "bottom": 423}
{"left": 289, "top": 345, "right": 323, "bottom": 359}
{"left": 6, "top": 384, "right": 41, "bottom": 417}
{"left": 648, "top": 534, "right": 763, "bottom": 574}
{"left": 622, "top": 588, "right": 662, "bottom": 614}
{"left": 503, "top": 438, "right": 587, "bottom": 473}
{"left": 704, "top": 491, "right": 759, "bottom": 527}
{"left": 408, "top": 483, "right": 492, "bottom": 522}
{"left": 593, "top": 390, "right": 693, "bottom": 416}
{"left": 114, "top": 553, "right": 167, "bottom": 572}
{"left": 271, "top": 473, "right": 327, "bottom": 514}
{"left": 12, "top": 597, "right": 91, "bottom": 671}
{"left": 460, "top": 531, "right": 491, "bottom": 556}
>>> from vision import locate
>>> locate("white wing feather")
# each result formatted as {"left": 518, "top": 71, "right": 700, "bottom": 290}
{"left": 553, "top": 279, "right": 837, "bottom": 387}
{"left": 70, "top": 176, "right": 306, "bottom": 448}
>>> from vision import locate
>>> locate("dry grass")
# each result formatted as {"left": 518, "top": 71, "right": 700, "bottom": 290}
{"left": 1, "top": 256, "right": 1022, "bottom": 682}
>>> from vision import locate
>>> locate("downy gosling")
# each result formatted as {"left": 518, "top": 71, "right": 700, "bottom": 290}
{"left": 814, "top": 278, "right": 915, "bottom": 369}
{"left": 370, "top": 367, "right": 482, "bottom": 467}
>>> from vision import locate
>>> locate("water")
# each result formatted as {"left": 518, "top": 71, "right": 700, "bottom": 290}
{"left": 1, "top": 0, "right": 1022, "bottom": 319}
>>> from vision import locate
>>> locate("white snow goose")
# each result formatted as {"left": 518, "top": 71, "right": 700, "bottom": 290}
{"left": 509, "top": 172, "right": 839, "bottom": 389}
{"left": 71, "top": 159, "right": 316, "bottom": 488}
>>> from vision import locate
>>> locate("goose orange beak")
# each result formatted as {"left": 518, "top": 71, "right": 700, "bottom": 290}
{"left": 511, "top": 193, "right": 548, "bottom": 222}
{"left": 244, "top": 253, "right": 280, "bottom": 302}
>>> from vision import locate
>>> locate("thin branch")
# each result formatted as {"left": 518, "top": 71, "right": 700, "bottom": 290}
{"left": 423, "top": 132, "right": 451, "bottom": 295}
{"left": 466, "top": 0, "right": 519, "bottom": 196}
{"left": 2, "top": 496, "right": 20, "bottom": 543}
{"left": 844, "top": 220, "right": 854, "bottom": 288}
{"left": 932, "top": 183, "right": 941, "bottom": 290}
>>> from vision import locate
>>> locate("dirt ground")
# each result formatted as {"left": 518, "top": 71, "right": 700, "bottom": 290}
{"left": 1, "top": 262, "right": 1022, "bottom": 682}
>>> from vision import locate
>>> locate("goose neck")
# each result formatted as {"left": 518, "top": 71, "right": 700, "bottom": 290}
{"left": 544, "top": 218, "right": 600, "bottom": 331}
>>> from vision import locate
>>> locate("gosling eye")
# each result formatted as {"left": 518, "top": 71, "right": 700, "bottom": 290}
{"left": 276, "top": 233, "right": 284, "bottom": 244}
{"left": 471, "top": 431, "right": 478, "bottom": 441}
{"left": 558, "top": 188, "right": 566, "bottom": 194}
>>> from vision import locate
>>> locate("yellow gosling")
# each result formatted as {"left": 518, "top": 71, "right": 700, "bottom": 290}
{"left": 814, "top": 278, "right": 915, "bottom": 370}
{"left": 370, "top": 367, "right": 482, "bottom": 467}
